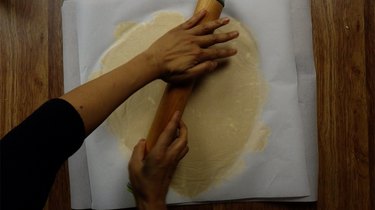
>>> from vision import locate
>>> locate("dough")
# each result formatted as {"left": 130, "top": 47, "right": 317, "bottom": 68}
{"left": 91, "top": 12, "right": 269, "bottom": 197}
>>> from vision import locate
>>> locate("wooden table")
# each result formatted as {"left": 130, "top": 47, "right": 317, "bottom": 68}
{"left": 1, "top": 0, "right": 373, "bottom": 209}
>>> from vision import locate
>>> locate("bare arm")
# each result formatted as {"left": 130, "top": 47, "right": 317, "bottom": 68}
{"left": 60, "top": 53, "right": 157, "bottom": 135}
{"left": 60, "top": 10, "right": 238, "bottom": 135}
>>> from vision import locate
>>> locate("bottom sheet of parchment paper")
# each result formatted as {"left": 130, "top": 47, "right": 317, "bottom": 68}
{"left": 63, "top": 0, "right": 317, "bottom": 209}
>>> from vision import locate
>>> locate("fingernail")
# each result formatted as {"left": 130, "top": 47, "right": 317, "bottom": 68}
{"left": 231, "top": 31, "right": 239, "bottom": 37}
{"left": 230, "top": 49, "right": 238, "bottom": 54}
{"left": 174, "top": 110, "right": 181, "bottom": 119}
{"left": 200, "top": 9, "right": 207, "bottom": 15}
{"left": 221, "top": 17, "right": 230, "bottom": 24}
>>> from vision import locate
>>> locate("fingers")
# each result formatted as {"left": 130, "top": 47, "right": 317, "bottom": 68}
{"left": 129, "top": 139, "right": 146, "bottom": 169}
{"left": 195, "top": 31, "right": 239, "bottom": 47}
{"left": 199, "top": 47, "right": 238, "bottom": 62}
{"left": 180, "top": 10, "right": 207, "bottom": 30}
{"left": 155, "top": 111, "right": 181, "bottom": 149}
{"left": 166, "top": 61, "right": 217, "bottom": 82}
{"left": 165, "top": 46, "right": 237, "bottom": 83}
{"left": 189, "top": 17, "right": 230, "bottom": 35}
{"left": 168, "top": 120, "right": 189, "bottom": 162}
{"left": 178, "top": 146, "right": 189, "bottom": 161}
{"left": 178, "top": 120, "right": 187, "bottom": 140}
{"left": 151, "top": 112, "right": 188, "bottom": 160}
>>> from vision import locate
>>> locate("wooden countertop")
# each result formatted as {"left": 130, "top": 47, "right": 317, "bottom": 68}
{"left": 0, "top": 0, "right": 373, "bottom": 209}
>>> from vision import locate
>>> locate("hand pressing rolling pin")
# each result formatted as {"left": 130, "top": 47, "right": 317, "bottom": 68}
{"left": 0, "top": 10, "right": 238, "bottom": 210}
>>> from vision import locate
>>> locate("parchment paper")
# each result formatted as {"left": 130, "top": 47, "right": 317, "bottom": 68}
{"left": 63, "top": 0, "right": 318, "bottom": 209}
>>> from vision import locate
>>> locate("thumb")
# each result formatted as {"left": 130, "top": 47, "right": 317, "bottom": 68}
{"left": 130, "top": 139, "right": 147, "bottom": 163}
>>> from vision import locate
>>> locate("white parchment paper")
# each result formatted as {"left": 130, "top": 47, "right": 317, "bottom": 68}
{"left": 63, "top": 0, "right": 317, "bottom": 209}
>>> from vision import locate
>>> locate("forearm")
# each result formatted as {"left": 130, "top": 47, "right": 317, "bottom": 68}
{"left": 61, "top": 52, "right": 158, "bottom": 135}
{"left": 60, "top": 12, "right": 238, "bottom": 136}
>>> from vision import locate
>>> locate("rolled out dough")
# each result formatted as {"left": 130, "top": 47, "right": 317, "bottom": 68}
{"left": 90, "top": 12, "right": 269, "bottom": 197}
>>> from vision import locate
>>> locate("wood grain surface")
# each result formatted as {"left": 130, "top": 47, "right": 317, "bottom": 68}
{"left": 0, "top": 0, "right": 70, "bottom": 210}
{"left": 0, "top": 0, "right": 373, "bottom": 210}
{"left": 312, "top": 0, "right": 374, "bottom": 210}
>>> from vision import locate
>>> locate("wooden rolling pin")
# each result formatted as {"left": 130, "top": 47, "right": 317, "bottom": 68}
{"left": 146, "top": 0, "right": 225, "bottom": 152}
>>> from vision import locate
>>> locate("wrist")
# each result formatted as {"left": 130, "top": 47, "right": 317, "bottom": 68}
{"left": 139, "top": 50, "right": 163, "bottom": 80}
{"left": 136, "top": 199, "right": 167, "bottom": 210}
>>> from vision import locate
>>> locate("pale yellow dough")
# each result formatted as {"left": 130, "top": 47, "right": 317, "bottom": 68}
{"left": 90, "top": 12, "right": 269, "bottom": 197}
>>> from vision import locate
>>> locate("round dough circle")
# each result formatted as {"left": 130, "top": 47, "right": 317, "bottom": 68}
{"left": 91, "top": 12, "right": 268, "bottom": 197}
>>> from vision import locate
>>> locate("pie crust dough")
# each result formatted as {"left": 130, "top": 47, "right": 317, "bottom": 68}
{"left": 91, "top": 12, "right": 269, "bottom": 197}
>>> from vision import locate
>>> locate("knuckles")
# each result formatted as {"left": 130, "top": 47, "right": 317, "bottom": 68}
{"left": 200, "top": 24, "right": 213, "bottom": 34}
{"left": 152, "top": 153, "right": 166, "bottom": 164}
{"left": 210, "top": 34, "right": 220, "bottom": 43}
{"left": 192, "top": 48, "right": 204, "bottom": 57}
{"left": 184, "top": 19, "right": 196, "bottom": 29}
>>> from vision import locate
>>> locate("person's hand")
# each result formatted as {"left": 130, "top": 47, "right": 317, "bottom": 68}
{"left": 144, "top": 10, "right": 239, "bottom": 83}
{"left": 128, "top": 112, "right": 188, "bottom": 210}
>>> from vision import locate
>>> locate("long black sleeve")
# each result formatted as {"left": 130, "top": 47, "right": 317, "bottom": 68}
{"left": 0, "top": 98, "right": 85, "bottom": 210}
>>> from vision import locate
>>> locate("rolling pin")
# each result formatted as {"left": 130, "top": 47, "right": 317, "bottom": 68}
{"left": 146, "top": 0, "right": 225, "bottom": 152}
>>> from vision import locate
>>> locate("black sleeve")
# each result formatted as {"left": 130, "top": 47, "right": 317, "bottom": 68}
{"left": 0, "top": 98, "right": 86, "bottom": 210}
